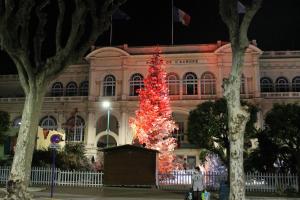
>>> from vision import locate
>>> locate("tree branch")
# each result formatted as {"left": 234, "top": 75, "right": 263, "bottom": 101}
{"left": 239, "top": 0, "right": 262, "bottom": 47}
{"left": 64, "top": 0, "right": 87, "bottom": 53}
{"left": 34, "top": 0, "right": 50, "bottom": 70}
{"left": 219, "top": 0, "right": 239, "bottom": 46}
{"left": 56, "top": 0, "right": 65, "bottom": 52}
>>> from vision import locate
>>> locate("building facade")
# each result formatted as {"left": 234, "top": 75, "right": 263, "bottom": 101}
{"left": 1, "top": 42, "right": 300, "bottom": 168}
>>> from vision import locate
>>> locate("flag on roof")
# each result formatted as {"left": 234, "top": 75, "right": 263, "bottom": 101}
{"left": 112, "top": 8, "right": 130, "bottom": 20}
{"left": 238, "top": 1, "right": 246, "bottom": 14}
{"left": 173, "top": 6, "right": 191, "bottom": 26}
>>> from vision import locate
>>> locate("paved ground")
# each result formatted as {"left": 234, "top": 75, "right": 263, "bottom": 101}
{"left": 2, "top": 186, "right": 300, "bottom": 200}
{"left": 1, "top": 186, "right": 186, "bottom": 200}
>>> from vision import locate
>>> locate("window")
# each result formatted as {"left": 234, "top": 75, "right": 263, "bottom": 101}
{"left": 129, "top": 73, "right": 144, "bottom": 96}
{"left": 187, "top": 156, "right": 196, "bottom": 170}
{"left": 183, "top": 72, "right": 198, "bottom": 95}
{"left": 97, "top": 135, "right": 117, "bottom": 148}
{"left": 51, "top": 82, "right": 63, "bottom": 96}
{"left": 39, "top": 116, "right": 57, "bottom": 130}
{"left": 292, "top": 77, "right": 300, "bottom": 92}
{"left": 79, "top": 81, "right": 89, "bottom": 96}
{"left": 260, "top": 77, "right": 273, "bottom": 92}
{"left": 96, "top": 114, "right": 119, "bottom": 135}
{"left": 275, "top": 77, "right": 289, "bottom": 92}
{"left": 167, "top": 73, "right": 180, "bottom": 95}
{"left": 201, "top": 72, "right": 216, "bottom": 95}
{"left": 12, "top": 116, "right": 22, "bottom": 128}
{"left": 240, "top": 74, "right": 246, "bottom": 94}
{"left": 66, "top": 82, "right": 78, "bottom": 96}
{"left": 64, "top": 115, "right": 85, "bottom": 142}
{"left": 103, "top": 75, "right": 116, "bottom": 96}
{"left": 172, "top": 122, "right": 185, "bottom": 147}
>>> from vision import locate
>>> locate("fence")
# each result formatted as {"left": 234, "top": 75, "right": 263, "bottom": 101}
{"left": 158, "top": 171, "right": 299, "bottom": 193}
{"left": 0, "top": 166, "right": 103, "bottom": 187}
{"left": 0, "top": 167, "right": 298, "bottom": 193}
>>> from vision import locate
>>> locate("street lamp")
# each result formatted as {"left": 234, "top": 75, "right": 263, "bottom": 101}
{"left": 102, "top": 101, "right": 111, "bottom": 148}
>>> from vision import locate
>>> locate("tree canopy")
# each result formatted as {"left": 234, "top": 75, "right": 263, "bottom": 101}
{"left": 250, "top": 103, "right": 300, "bottom": 174}
{"left": 188, "top": 98, "right": 258, "bottom": 167}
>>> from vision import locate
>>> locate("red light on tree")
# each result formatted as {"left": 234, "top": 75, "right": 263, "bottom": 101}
{"left": 130, "top": 50, "right": 178, "bottom": 173}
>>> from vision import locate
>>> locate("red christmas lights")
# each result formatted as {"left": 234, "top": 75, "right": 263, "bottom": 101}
{"left": 130, "top": 51, "right": 178, "bottom": 173}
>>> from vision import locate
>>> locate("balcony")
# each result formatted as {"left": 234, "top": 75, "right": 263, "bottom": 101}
{"left": 0, "top": 96, "right": 88, "bottom": 103}
{"left": 261, "top": 92, "right": 300, "bottom": 99}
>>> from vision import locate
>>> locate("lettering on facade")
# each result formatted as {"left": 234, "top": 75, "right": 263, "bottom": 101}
{"left": 145, "top": 59, "right": 199, "bottom": 65}
{"left": 174, "top": 59, "right": 199, "bottom": 64}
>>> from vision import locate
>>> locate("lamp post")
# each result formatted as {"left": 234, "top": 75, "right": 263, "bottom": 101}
{"left": 102, "top": 101, "right": 111, "bottom": 148}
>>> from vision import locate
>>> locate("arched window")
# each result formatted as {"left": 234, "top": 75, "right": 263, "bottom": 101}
{"left": 167, "top": 73, "right": 180, "bottom": 95}
{"left": 51, "top": 82, "right": 63, "bottom": 96}
{"left": 260, "top": 77, "right": 273, "bottom": 92}
{"left": 275, "top": 77, "right": 289, "bottom": 92}
{"left": 64, "top": 115, "right": 85, "bottom": 142}
{"left": 201, "top": 72, "right": 216, "bottom": 95}
{"left": 12, "top": 116, "right": 22, "bottom": 128}
{"left": 97, "top": 135, "right": 117, "bottom": 148}
{"left": 183, "top": 72, "right": 198, "bottom": 95}
{"left": 79, "top": 81, "right": 89, "bottom": 96}
{"left": 129, "top": 73, "right": 144, "bottom": 96}
{"left": 39, "top": 116, "right": 57, "bottom": 130}
{"left": 96, "top": 114, "right": 119, "bottom": 135}
{"left": 66, "top": 82, "right": 78, "bottom": 96}
{"left": 103, "top": 75, "right": 116, "bottom": 96}
{"left": 292, "top": 77, "right": 300, "bottom": 92}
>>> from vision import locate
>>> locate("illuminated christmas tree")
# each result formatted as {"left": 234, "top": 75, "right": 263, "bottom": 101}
{"left": 130, "top": 51, "right": 178, "bottom": 173}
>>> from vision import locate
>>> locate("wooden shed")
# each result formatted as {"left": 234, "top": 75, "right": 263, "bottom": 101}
{"left": 101, "top": 144, "right": 158, "bottom": 186}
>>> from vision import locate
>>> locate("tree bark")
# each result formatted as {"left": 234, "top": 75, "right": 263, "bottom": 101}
{"left": 5, "top": 83, "right": 46, "bottom": 200}
{"left": 223, "top": 49, "right": 250, "bottom": 200}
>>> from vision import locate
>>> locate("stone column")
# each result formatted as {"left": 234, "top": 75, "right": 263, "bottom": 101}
{"left": 86, "top": 111, "right": 97, "bottom": 157}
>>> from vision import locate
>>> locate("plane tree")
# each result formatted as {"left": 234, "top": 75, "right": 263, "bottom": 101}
{"left": 218, "top": 0, "right": 262, "bottom": 199}
{"left": 0, "top": 0, "right": 126, "bottom": 199}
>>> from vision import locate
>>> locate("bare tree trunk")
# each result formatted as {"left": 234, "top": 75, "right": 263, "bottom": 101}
{"left": 224, "top": 50, "right": 250, "bottom": 200}
{"left": 5, "top": 83, "right": 46, "bottom": 200}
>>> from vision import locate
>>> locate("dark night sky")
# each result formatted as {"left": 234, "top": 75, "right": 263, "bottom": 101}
{"left": 1, "top": 0, "right": 300, "bottom": 74}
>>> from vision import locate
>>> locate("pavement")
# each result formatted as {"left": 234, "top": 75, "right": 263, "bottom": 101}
{"left": 1, "top": 186, "right": 185, "bottom": 200}
{"left": 1, "top": 186, "right": 300, "bottom": 200}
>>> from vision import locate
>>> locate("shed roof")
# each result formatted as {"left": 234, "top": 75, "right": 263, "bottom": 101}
{"left": 100, "top": 144, "right": 159, "bottom": 153}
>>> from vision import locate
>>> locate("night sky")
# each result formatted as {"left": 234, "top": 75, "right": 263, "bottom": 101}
{"left": 1, "top": 0, "right": 300, "bottom": 74}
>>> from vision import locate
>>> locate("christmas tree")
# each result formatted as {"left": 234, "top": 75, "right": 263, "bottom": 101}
{"left": 130, "top": 51, "right": 178, "bottom": 173}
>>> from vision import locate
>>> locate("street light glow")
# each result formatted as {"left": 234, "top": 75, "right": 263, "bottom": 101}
{"left": 102, "top": 101, "right": 111, "bottom": 109}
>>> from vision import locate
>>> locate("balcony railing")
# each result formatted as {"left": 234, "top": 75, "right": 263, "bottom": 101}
{"left": 261, "top": 92, "right": 300, "bottom": 98}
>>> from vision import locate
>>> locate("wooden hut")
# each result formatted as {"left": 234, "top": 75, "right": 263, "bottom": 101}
{"left": 101, "top": 144, "right": 158, "bottom": 186}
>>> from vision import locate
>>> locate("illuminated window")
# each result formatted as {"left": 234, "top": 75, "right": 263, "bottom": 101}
{"left": 51, "top": 82, "right": 63, "bottom": 96}
{"left": 64, "top": 116, "right": 85, "bottom": 142}
{"left": 260, "top": 77, "right": 273, "bottom": 92}
{"left": 103, "top": 75, "right": 116, "bottom": 96}
{"left": 201, "top": 72, "right": 216, "bottom": 95}
{"left": 167, "top": 73, "right": 180, "bottom": 95}
{"left": 66, "top": 82, "right": 78, "bottom": 96}
{"left": 292, "top": 77, "right": 300, "bottom": 92}
{"left": 39, "top": 116, "right": 57, "bottom": 130}
{"left": 79, "top": 81, "right": 89, "bottom": 96}
{"left": 129, "top": 73, "right": 144, "bottom": 96}
{"left": 183, "top": 72, "right": 197, "bottom": 95}
{"left": 275, "top": 77, "right": 289, "bottom": 92}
